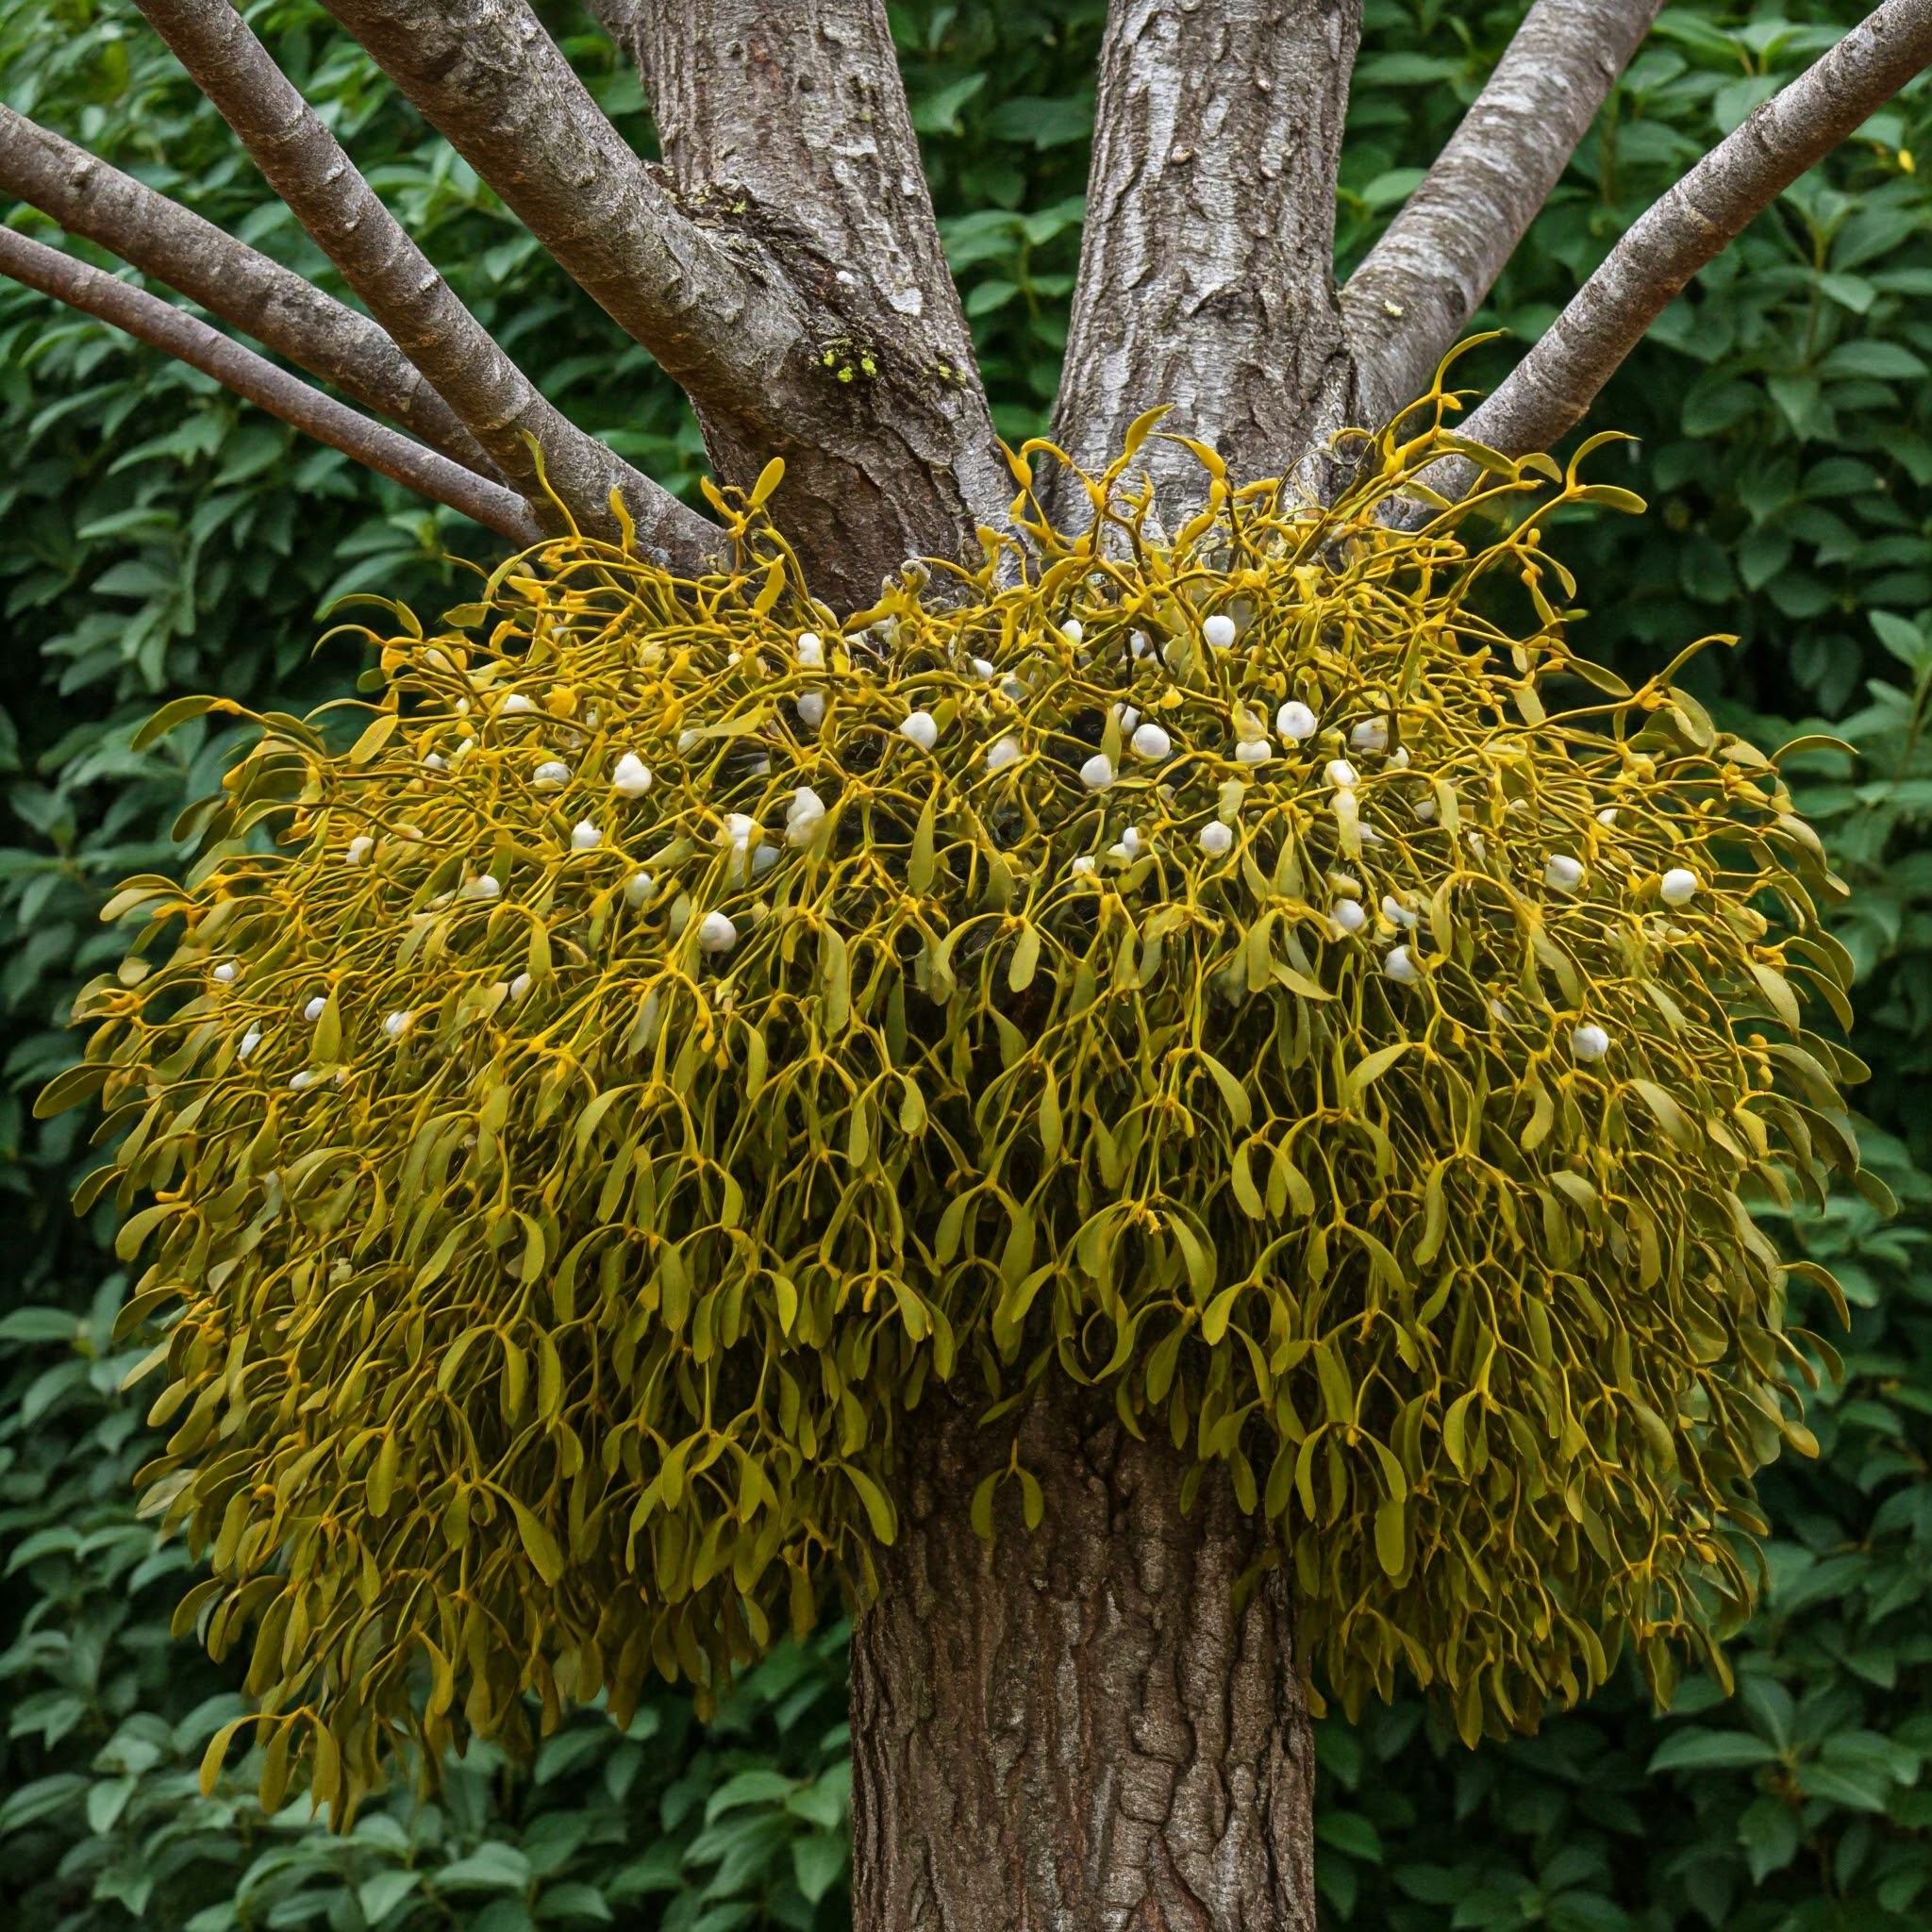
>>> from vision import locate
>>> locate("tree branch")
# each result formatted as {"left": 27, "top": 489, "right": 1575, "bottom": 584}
{"left": 1343, "top": 0, "right": 1664, "bottom": 431}
{"left": 608, "top": 1, "right": 1008, "bottom": 597}
{"left": 129, "top": 0, "right": 715, "bottom": 565}
{"left": 0, "top": 105, "right": 496, "bottom": 476}
{"left": 1464, "top": 0, "right": 1932, "bottom": 460}
{"left": 0, "top": 225, "right": 542, "bottom": 541}
{"left": 1050, "top": 0, "right": 1361, "bottom": 519}
{"left": 313, "top": 0, "right": 803, "bottom": 434}
{"left": 316, "top": 0, "right": 1010, "bottom": 604}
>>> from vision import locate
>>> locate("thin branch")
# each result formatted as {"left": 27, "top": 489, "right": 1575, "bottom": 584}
{"left": 130, "top": 0, "right": 716, "bottom": 566}
{"left": 0, "top": 107, "right": 497, "bottom": 477}
{"left": 0, "top": 225, "right": 542, "bottom": 541}
{"left": 313, "top": 0, "right": 805, "bottom": 427}
{"left": 1343, "top": 0, "right": 1664, "bottom": 430}
{"left": 1050, "top": 0, "right": 1362, "bottom": 516}
{"left": 1465, "top": 0, "right": 1932, "bottom": 459}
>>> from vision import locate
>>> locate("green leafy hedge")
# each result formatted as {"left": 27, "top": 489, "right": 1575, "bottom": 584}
{"left": 2, "top": 2, "right": 1928, "bottom": 1928}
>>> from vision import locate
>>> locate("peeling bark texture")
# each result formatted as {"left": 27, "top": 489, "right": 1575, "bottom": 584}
{"left": 1049, "top": 0, "right": 1361, "bottom": 525}
{"left": 852, "top": 1382, "right": 1317, "bottom": 1932}
{"left": 1464, "top": 0, "right": 1932, "bottom": 464}
{"left": 0, "top": 225, "right": 542, "bottom": 542}
{"left": 132, "top": 0, "right": 717, "bottom": 564}
{"left": 320, "top": 0, "right": 1007, "bottom": 604}
{"left": 614, "top": 0, "right": 1014, "bottom": 602}
{"left": 0, "top": 106, "right": 495, "bottom": 476}
{"left": 1342, "top": 0, "right": 1663, "bottom": 433}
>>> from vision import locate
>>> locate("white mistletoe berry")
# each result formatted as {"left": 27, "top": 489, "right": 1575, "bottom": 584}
{"left": 796, "top": 691, "right": 826, "bottom": 730}
{"left": 1130, "top": 721, "right": 1172, "bottom": 761}
{"left": 1235, "top": 738, "right": 1273, "bottom": 766}
{"left": 900, "top": 710, "right": 940, "bottom": 751}
{"left": 303, "top": 995, "right": 326, "bottom": 1022}
{"left": 533, "top": 759, "right": 571, "bottom": 790}
{"left": 212, "top": 961, "right": 239, "bottom": 984}
{"left": 697, "top": 911, "right": 738, "bottom": 954}
{"left": 1203, "top": 612, "right": 1237, "bottom": 649}
{"left": 611, "top": 752, "right": 652, "bottom": 796}
{"left": 1659, "top": 867, "right": 1699, "bottom": 906}
{"left": 1383, "top": 945, "right": 1420, "bottom": 985}
{"left": 1324, "top": 758, "right": 1358, "bottom": 790}
{"left": 345, "top": 835, "right": 374, "bottom": 864}
{"left": 383, "top": 1010, "right": 412, "bottom": 1039}
{"left": 1330, "top": 899, "right": 1366, "bottom": 935}
{"left": 625, "top": 872, "right": 655, "bottom": 908}
{"left": 1543, "top": 854, "right": 1585, "bottom": 891}
{"left": 571, "top": 819, "right": 602, "bottom": 852}
{"left": 1571, "top": 1023, "right": 1610, "bottom": 1063}
{"left": 1080, "top": 753, "right": 1116, "bottom": 790}
{"left": 1276, "top": 701, "right": 1318, "bottom": 741}
{"left": 795, "top": 631, "right": 824, "bottom": 668}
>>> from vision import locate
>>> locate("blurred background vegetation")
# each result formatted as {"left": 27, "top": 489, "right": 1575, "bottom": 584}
{"left": 2, "top": 1, "right": 1930, "bottom": 1926}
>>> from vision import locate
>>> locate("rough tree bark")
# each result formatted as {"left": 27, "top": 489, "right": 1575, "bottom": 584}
{"left": 132, "top": 0, "right": 709, "bottom": 554}
{"left": 1341, "top": 0, "right": 1664, "bottom": 431}
{"left": 1049, "top": 0, "right": 1362, "bottom": 523}
{"left": 325, "top": 0, "right": 1009, "bottom": 602}
{"left": 852, "top": 1384, "right": 1318, "bottom": 1932}
{"left": 594, "top": 0, "right": 1013, "bottom": 594}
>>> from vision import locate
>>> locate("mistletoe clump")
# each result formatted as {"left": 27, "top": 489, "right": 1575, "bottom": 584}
{"left": 57, "top": 415, "right": 1864, "bottom": 1816}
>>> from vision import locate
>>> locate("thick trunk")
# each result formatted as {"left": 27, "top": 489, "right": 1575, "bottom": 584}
{"left": 852, "top": 1384, "right": 1317, "bottom": 1932}
{"left": 606, "top": 0, "right": 1012, "bottom": 603}
{"left": 1049, "top": 0, "right": 1361, "bottom": 525}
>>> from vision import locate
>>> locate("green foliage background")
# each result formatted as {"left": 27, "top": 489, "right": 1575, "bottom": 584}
{"left": 0, "top": 1, "right": 1928, "bottom": 1927}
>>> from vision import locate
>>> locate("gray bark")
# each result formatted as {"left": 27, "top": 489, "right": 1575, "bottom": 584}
{"left": 1048, "top": 0, "right": 1361, "bottom": 523}
{"left": 852, "top": 1383, "right": 1318, "bottom": 1932}
{"left": 0, "top": 106, "right": 496, "bottom": 476}
{"left": 318, "top": 0, "right": 1009, "bottom": 604}
{"left": 615, "top": 0, "right": 1012, "bottom": 601}
{"left": 0, "top": 225, "right": 541, "bottom": 541}
{"left": 131, "top": 0, "right": 716, "bottom": 561}
{"left": 1343, "top": 0, "right": 1664, "bottom": 432}
{"left": 1464, "top": 0, "right": 1932, "bottom": 462}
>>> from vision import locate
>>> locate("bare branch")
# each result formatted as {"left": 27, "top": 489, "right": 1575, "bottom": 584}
{"left": 0, "top": 106, "right": 497, "bottom": 476}
{"left": 1465, "top": 0, "right": 1932, "bottom": 460}
{"left": 317, "top": 0, "right": 1011, "bottom": 603}
{"left": 129, "top": 0, "right": 714, "bottom": 565}
{"left": 1343, "top": 0, "right": 1664, "bottom": 430}
{"left": 612, "top": 1, "right": 1009, "bottom": 594}
{"left": 1051, "top": 0, "right": 1361, "bottom": 518}
{"left": 313, "top": 0, "right": 806, "bottom": 432}
{"left": 0, "top": 225, "right": 542, "bottom": 541}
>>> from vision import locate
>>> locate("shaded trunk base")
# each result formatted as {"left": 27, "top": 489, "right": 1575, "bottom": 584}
{"left": 852, "top": 1384, "right": 1317, "bottom": 1931}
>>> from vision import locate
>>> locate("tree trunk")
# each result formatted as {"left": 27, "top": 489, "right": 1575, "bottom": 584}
{"left": 851, "top": 1384, "right": 1318, "bottom": 1932}
{"left": 1049, "top": 0, "right": 1361, "bottom": 526}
